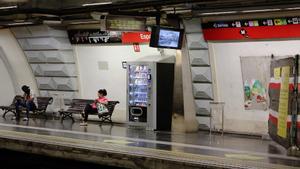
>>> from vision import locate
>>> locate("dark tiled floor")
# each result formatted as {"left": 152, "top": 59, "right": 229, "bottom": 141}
{"left": 0, "top": 113, "right": 299, "bottom": 168}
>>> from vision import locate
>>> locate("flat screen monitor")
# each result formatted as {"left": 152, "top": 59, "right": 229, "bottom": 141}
{"left": 150, "top": 26, "right": 184, "bottom": 49}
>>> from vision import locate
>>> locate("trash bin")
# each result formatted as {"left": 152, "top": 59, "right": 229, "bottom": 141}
{"left": 209, "top": 102, "right": 225, "bottom": 135}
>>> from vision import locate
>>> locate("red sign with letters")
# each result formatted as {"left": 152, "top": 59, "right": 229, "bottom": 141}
{"left": 202, "top": 17, "right": 300, "bottom": 41}
{"left": 203, "top": 24, "right": 300, "bottom": 41}
{"left": 122, "top": 32, "right": 151, "bottom": 43}
{"left": 133, "top": 43, "right": 140, "bottom": 52}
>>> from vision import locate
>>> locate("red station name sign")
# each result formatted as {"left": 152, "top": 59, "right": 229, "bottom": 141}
{"left": 122, "top": 32, "right": 151, "bottom": 43}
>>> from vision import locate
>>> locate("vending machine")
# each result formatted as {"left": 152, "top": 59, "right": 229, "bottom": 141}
{"left": 127, "top": 55, "right": 175, "bottom": 131}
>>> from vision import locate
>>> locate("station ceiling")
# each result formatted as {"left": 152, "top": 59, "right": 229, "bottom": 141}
{"left": 0, "top": 0, "right": 300, "bottom": 27}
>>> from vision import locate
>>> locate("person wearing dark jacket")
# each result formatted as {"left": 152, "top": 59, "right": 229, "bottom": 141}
{"left": 13, "top": 85, "right": 36, "bottom": 121}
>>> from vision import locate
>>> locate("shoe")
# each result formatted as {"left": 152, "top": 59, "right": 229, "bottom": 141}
{"left": 23, "top": 118, "right": 29, "bottom": 121}
{"left": 80, "top": 112, "right": 85, "bottom": 120}
{"left": 80, "top": 122, "right": 88, "bottom": 126}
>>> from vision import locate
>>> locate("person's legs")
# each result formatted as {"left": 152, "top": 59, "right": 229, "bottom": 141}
{"left": 83, "top": 104, "right": 93, "bottom": 122}
{"left": 81, "top": 104, "right": 88, "bottom": 119}
{"left": 81, "top": 104, "right": 97, "bottom": 126}
{"left": 24, "top": 100, "right": 35, "bottom": 120}
{"left": 14, "top": 99, "right": 21, "bottom": 120}
{"left": 14, "top": 99, "right": 26, "bottom": 120}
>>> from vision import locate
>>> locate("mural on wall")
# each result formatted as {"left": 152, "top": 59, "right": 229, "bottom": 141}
{"left": 240, "top": 56, "right": 271, "bottom": 110}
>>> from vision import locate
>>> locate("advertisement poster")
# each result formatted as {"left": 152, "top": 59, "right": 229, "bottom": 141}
{"left": 277, "top": 66, "right": 290, "bottom": 138}
{"left": 240, "top": 56, "right": 271, "bottom": 110}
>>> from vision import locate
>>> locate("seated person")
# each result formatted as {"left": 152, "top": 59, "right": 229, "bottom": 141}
{"left": 13, "top": 85, "right": 36, "bottom": 121}
{"left": 80, "top": 89, "right": 108, "bottom": 126}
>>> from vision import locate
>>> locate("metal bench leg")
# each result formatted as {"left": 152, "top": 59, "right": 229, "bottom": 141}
{"left": 60, "top": 112, "right": 74, "bottom": 123}
{"left": 60, "top": 113, "right": 66, "bottom": 122}
{"left": 34, "top": 111, "right": 47, "bottom": 120}
{"left": 41, "top": 111, "right": 48, "bottom": 120}
{"left": 109, "top": 116, "right": 113, "bottom": 125}
{"left": 100, "top": 116, "right": 113, "bottom": 125}
{"left": 99, "top": 116, "right": 103, "bottom": 125}
{"left": 70, "top": 114, "right": 74, "bottom": 123}
{"left": 35, "top": 110, "right": 47, "bottom": 120}
{"left": 2, "top": 110, "right": 8, "bottom": 118}
{"left": 2, "top": 110, "right": 15, "bottom": 118}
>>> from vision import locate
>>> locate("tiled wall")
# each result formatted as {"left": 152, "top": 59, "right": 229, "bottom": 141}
{"left": 10, "top": 25, "right": 79, "bottom": 104}
{"left": 183, "top": 19, "right": 213, "bottom": 117}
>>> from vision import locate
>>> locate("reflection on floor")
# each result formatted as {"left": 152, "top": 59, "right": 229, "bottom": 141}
{"left": 0, "top": 113, "right": 299, "bottom": 169}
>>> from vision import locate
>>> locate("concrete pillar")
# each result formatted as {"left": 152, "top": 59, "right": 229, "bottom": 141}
{"left": 181, "top": 39, "right": 199, "bottom": 132}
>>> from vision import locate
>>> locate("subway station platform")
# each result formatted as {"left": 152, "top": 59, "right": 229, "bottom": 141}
{"left": 0, "top": 114, "right": 299, "bottom": 169}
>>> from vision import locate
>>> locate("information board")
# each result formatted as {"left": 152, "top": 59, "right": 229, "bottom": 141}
{"left": 106, "top": 16, "right": 146, "bottom": 31}
{"left": 68, "top": 29, "right": 122, "bottom": 44}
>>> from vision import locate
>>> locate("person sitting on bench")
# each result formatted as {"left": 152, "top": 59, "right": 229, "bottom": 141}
{"left": 80, "top": 89, "right": 108, "bottom": 126}
{"left": 13, "top": 85, "right": 36, "bottom": 121}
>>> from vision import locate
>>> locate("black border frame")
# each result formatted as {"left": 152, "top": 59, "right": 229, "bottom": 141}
{"left": 150, "top": 26, "right": 184, "bottom": 49}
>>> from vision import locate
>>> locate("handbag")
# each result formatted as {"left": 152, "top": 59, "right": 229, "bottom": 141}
{"left": 96, "top": 102, "right": 108, "bottom": 114}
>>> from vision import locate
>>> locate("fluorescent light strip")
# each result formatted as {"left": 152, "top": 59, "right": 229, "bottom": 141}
{"left": 68, "top": 20, "right": 100, "bottom": 25}
{"left": 199, "top": 11, "right": 237, "bottom": 15}
{"left": 0, "top": 5, "right": 17, "bottom": 10}
{"left": 241, "top": 8, "right": 281, "bottom": 13}
{"left": 165, "top": 9, "right": 192, "bottom": 14}
{"left": 286, "top": 7, "right": 300, "bottom": 10}
{"left": 7, "top": 21, "right": 33, "bottom": 26}
{"left": 82, "top": 1, "right": 112, "bottom": 7}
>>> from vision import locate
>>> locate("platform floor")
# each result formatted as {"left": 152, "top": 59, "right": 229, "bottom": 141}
{"left": 0, "top": 113, "right": 299, "bottom": 169}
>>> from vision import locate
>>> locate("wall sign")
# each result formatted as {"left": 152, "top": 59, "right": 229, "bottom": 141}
{"left": 106, "top": 16, "right": 146, "bottom": 31}
{"left": 133, "top": 43, "right": 140, "bottom": 52}
{"left": 68, "top": 29, "right": 122, "bottom": 44}
{"left": 202, "top": 17, "right": 300, "bottom": 41}
{"left": 122, "top": 32, "right": 151, "bottom": 43}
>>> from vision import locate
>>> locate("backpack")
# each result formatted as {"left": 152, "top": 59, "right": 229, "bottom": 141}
{"left": 96, "top": 103, "right": 108, "bottom": 114}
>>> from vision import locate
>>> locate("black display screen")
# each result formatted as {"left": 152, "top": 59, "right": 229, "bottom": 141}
{"left": 150, "top": 26, "right": 184, "bottom": 49}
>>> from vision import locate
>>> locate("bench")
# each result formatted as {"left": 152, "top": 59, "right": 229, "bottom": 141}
{"left": 98, "top": 101, "right": 120, "bottom": 124}
{"left": 59, "top": 99, "right": 119, "bottom": 124}
{"left": 35, "top": 97, "right": 54, "bottom": 119}
{"left": 0, "top": 95, "right": 22, "bottom": 118}
{"left": 0, "top": 95, "right": 53, "bottom": 119}
{"left": 59, "top": 99, "right": 93, "bottom": 122}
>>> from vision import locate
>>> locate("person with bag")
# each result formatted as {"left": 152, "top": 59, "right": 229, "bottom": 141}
{"left": 13, "top": 85, "right": 36, "bottom": 121}
{"left": 80, "top": 89, "right": 108, "bottom": 126}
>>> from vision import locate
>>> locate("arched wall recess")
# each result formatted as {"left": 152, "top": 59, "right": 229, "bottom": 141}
{"left": 0, "top": 47, "right": 18, "bottom": 94}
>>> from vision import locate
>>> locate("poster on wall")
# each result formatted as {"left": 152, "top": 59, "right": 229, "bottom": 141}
{"left": 67, "top": 29, "right": 122, "bottom": 44}
{"left": 277, "top": 66, "right": 290, "bottom": 138}
{"left": 240, "top": 56, "right": 271, "bottom": 110}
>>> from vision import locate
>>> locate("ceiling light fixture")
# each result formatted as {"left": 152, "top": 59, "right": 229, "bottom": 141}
{"left": 286, "top": 7, "right": 300, "bottom": 10}
{"left": 165, "top": 9, "right": 192, "bottom": 14}
{"left": 0, "top": 5, "right": 17, "bottom": 10}
{"left": 241, "top": 8, "right": 281, "bottom": 13}
{"left": 82, "top": 1, "right": 112, "bottom": 7}
{"left": 199, "top": 11, "right": 237, "bottom": 15}
{"left": 7, "top": 21, "right": 33, "bottom": 26}
{"left": 43, "top": 20, "right": 62, "bottom": 25}
{"left": 66, "top": 20, "right": 100, "bottom": 25}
